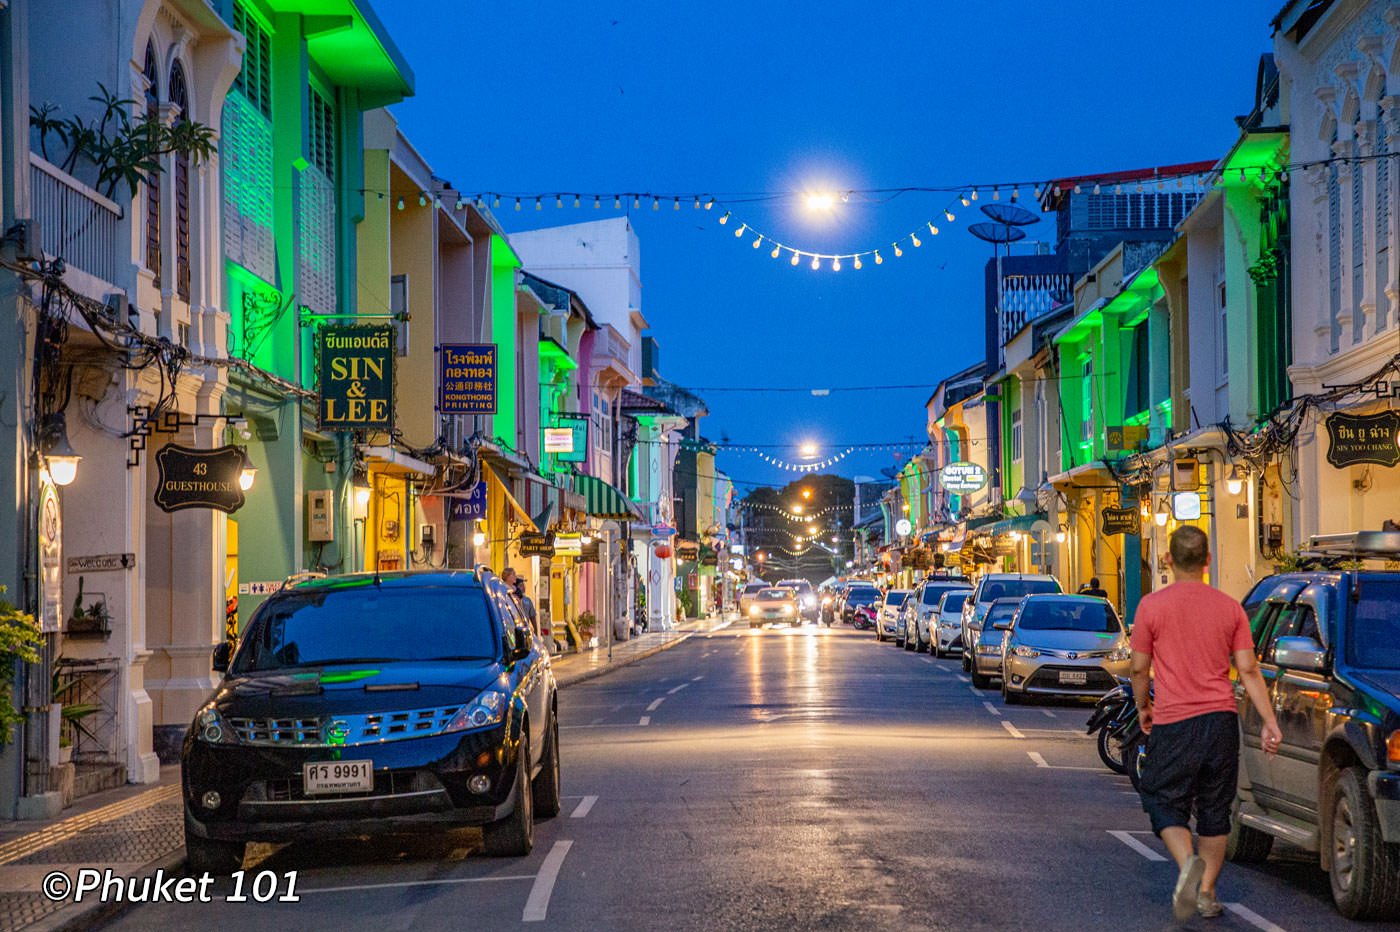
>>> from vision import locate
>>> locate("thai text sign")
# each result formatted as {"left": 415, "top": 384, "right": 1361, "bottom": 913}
{"left": 439, "top": 343, "right": 497, "bottom": 415}
{"left": 1100, "top": 506, "right": 1141, "bottom": 537}
{"left": 154, "top": 444, "right": 247, "bottom": 513}
{"left": 939, "top": 461, "right": 988, "bottom": 494}
{"left": 1325, "top": 411, "right": 1400, "bottom": 468}
{"left": 446, "top": 482, "right": 488, "bottom": 521}
{"left": 319, "top": 326, "right": 394, "bottom": 430}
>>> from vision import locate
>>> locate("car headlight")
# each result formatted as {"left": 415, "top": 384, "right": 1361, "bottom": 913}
{"left": 443, "top": 690, "right": 507, "bottom": 734}
{"left": 780, "top": 605, "right": 792, "bottom": 615}
{"left": 195, "top": 706, "right": 239, "bottom": 745}
{"left": 977, "top": 644, "right": 1001, "bottom": 655}
{"left": 1010, "top": 645, "right": 1040, "bottom": 658}
{"left": 749, "top": 606, "right": 760, "bottom": 616}
{"left": 1106, "top": 646, "right": 1132, "bottom": 662}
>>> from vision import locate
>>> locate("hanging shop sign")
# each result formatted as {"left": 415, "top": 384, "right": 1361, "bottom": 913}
{"left": 1105, "top": 424, "right": 1149, "bottom": 453}
{"left": 1100, "top": 506, "right": 1141, "bottom": 537}
{"left": 552, "top": 413, "right": 589, "bottom": 463}
{"left": 544, "top": 428, "right": 575, "bottom": 454}
{"left": 66, "top": 553, "right": 135, "bottom": 574}
{"left": 153, "top": 444, "right": 248, "bottom": 514}
{"left": 1172, "top": 491, "right": 1203, "bottom": 521}
{"left": 38, "top": 480, "right": 62, "bottom": 633}
{"left": 319, "top": 326, "right": 395, "bottom": 430}
{"left": 676, "top": 540, "right": 701, "bottom": 561}
{"left": 517, "top": 532, "right": 555, "bottom": 557}
{"left": 445, "top": 481, "right": 488, "bottom": 521}
{"left": 553, "top": 533, "right": 583, "bottom": 557}
{"left": 439, "top": 343, "right": 497, "bottom": 416}
{"left": 578, "top": 541, "right": 600, "bottom": 563}
{"left": 894, "top": 518, "right": 913, "bottom": 537}
{"left": 939, "top": 461, "right": 988, "bottom": 494}
{"left": 1324, "top": 411, "right": 1400, "bottom": 468}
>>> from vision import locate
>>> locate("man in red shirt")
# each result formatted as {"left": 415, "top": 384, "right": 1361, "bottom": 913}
{"left": 1130, "top": 526, "right": 1281, "bottom": 921}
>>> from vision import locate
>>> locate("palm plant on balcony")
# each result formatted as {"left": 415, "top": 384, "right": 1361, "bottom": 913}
{"left": 31, "top": 83, "right": 215, "bottom": 199}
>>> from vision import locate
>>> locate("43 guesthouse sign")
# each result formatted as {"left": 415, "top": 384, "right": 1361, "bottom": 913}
{"left": 319, "top": 326, "right": 395, "bottom": 431}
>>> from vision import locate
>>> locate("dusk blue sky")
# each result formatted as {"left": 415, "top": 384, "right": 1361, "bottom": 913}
{"left": 377, "top": 1, "right": 1281, "bottom": 490}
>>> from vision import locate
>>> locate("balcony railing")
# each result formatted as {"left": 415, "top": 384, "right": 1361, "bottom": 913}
{"left": 998, "top": 272, "right": 1073, "bottom": 346}
{"left": 29, "top": 153, "right": 123, "bottom": 284}
{"left": 591, "top": 324, "right": 634, "bottom": 381}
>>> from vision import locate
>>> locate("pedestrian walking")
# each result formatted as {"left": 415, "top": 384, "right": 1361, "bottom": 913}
{"left": 1129, "top": 526, "right": 1281, "bottom": 921}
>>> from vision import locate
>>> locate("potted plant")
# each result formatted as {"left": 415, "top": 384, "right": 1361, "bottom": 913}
{"left": 576, "top": 612, "right": 597, "bottom": 648}
{"left": 52, "top": 667, "right": 100, "bottom": 762}
{"left": 66, "top": 576, "right": 111, "bottom": 638}
{"left": 0, "top": 586, "right": 41, "bottom": 750}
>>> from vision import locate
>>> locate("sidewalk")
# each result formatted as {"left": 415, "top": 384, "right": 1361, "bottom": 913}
{"left": 0, "top": 612, "right": 730, "bottom": 931}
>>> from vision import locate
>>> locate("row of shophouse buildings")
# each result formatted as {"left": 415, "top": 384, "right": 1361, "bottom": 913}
{"left": 870, "top": 1, "right": 1400, "bottom": 623}
{"left": 0, "top": 0, "right": 734, "bottom": 819}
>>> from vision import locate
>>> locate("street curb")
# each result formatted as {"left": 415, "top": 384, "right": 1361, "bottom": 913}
{"left": 553, "top": 620, "right": 728, "bottom": 689}
{"left": 31, "top": 849, "right": 188, "bottom": 932}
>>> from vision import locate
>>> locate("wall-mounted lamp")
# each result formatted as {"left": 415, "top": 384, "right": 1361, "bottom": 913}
{"left": 1054, "top": 525, "right": 1067, "bottom": 544}
{"left": 1154, "top": 497, "right": 1170, "bottom": 526}
{"left": 40, "top": 413, "right": 81, "bottom": 487}
{"left": 238, "top": 464, "right": 257, "bottom": 492}
{"left": 580, "top": 533, "right": 594, "bottom": 546}
{"left": 472, "top": 520, "right": 488, "bottom": 548}
{"left": 1225, "top": 465, "right": 1245, "bottom": 496}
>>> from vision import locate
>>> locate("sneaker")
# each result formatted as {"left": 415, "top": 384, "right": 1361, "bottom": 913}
{"left": 1172, "top": 854, "right": 1206, "bottom": 921}
{"left": 1197, "top": 891, "right": 1224, "bottom": 919}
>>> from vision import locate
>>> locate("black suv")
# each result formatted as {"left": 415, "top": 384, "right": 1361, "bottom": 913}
{"left": 182, "top": 569, "right": 560, "bottom": 872}
{"left": 1227, "top": 532, "right": 1400, "bottom": 920}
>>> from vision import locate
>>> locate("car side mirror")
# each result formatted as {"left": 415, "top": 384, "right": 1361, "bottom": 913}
{"left": 1273, "top": 636, "right": 1326, "bottom": 672}
{"left": 510, "top": 626, "right": 533, "bottom": 663}
{"left": 993, "top": 622, "right": 1010, "bottom": 631}
{"left": 211, "top": 642, "right": 231, "bottom": 673}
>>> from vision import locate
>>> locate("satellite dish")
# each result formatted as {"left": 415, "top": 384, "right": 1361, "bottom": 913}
{"left": 968, "top": 222, "right": 1027, "bottom": 245}
{"left": 980, "top": 203, "right": 1040, "bottom": 226}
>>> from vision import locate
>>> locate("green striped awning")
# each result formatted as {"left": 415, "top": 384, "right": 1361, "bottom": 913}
{"left": 574, "top": 474, "right": 643, "bottom": 520}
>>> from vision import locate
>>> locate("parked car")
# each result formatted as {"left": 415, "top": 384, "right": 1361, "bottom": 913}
{"left": 960, "top": 574, "right": 1063, "bottom": 672}
{"left": 1225, "top": 531, "right": 1400, "bottom": 921}
{"left": 182, "top": 569, "right": 560, "bottom": 873}
{"left": 876, "top": 589, "right": 911, "bottom": 643}
{"left": 776, "top": 578, "right": 819, "bottom": 623}
{"left": 997, "top": 594, "right": 1130, "bottom": 704}
{"left": 841, "top": 584, "right": 881, "bottom": 625}
{"left": 934, "top": 589, "right": 972, "bottom": 658}
{"left": 747, "top": 587, "right": 801, "bottom": 627}
{"left": 738, "top": 580, "right": 770, "bottom": 615}
{"left": 909, "top": 578, "right": 973, "bottom": 653}
{"left": 970, "top": 599, "right": 1020, "bottom": 688}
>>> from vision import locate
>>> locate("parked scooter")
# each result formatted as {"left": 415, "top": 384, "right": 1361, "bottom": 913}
{"left": 851, "top": 604, "right": 877, "bottom": 630}
{"left": 1086, "top": 676, "right": 1147, "bottom": 789}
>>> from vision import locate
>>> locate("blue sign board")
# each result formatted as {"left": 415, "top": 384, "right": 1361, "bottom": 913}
{"left": 446, "top": 481, "right": 488, "bottom": 521}
{"left": 439, "top": 344, "right": 497, "bottom": 415}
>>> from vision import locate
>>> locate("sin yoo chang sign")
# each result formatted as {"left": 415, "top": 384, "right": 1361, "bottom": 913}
{"left": 1325, "top": 411, "right": 1400, "bottom": 468}
{"left": 318, "top": 326, "right": 395, "bottom": 430}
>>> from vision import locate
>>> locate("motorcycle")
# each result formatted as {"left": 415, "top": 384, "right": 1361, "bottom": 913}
{"left": 1086, "top": 676, "right": 1147, "bottom": 788}
{"left": 851, "top": 604, "right": 877, "bottom": 630}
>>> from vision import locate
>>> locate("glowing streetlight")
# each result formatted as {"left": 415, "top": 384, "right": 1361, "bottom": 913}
{"left": 801, "top": 488, "right": 813, "bottom": 500}
{"left": 799, "top": 441, "right": 818, "bottom": 458}
{"left": 805, "top": 193, "right": 835, "bottom": 211}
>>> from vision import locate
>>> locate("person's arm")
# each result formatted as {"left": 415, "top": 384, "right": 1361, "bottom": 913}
{"left": 1233, "top": 647, "right": 1282, "bottom": 755}
{"left": 1130, "top": 649, "right": 1154, "bottom": 735}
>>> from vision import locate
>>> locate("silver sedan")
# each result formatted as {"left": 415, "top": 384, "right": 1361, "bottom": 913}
{"left": 998, "top": 595, "right": 1131, "bottom": 704}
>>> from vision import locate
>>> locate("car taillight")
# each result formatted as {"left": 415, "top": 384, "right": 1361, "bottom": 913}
{"left": 1387, "top": 730, "right": 1400, "bottom": 767}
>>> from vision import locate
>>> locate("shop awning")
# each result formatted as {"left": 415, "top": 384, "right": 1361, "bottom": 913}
{"left": 484, "top": 464, "right": 539, "bottom": 533}
{"left": 975, "top": 513, "right": 1047, "bottom": 537}
{"left": 574, "top": 474, "right": 643, "bottom": 520}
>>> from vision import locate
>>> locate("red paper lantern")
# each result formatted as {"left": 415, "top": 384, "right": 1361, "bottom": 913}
{"left": 653, "top": 544, "right": 673, "bottom": 559}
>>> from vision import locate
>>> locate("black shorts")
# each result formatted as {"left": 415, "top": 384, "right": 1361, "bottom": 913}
{"left": 1139, "top": 711, "right": 1239, "bottom": 837}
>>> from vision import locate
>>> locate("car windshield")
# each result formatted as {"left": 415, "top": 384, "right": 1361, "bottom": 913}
{"left": 885, "top": 591, "right": 909, "bottom": 606}
{"left": 233, "top": 585, "right": 496, "bottom": 672}
{"left": 846, "top": 589, "right": 879, "bottom": 604}
{"left": 923, "top": 585, "right": 968, "bottom": 605}
{"left": 984, "top": 604, "right": 1018, "bottom": 626}
{"left": 979, "top": 579, "right": 1060, "bottom": 603}
{"left": 1349, "top": 577, "right": 1400, "bottom": 669}
{"left": 939, "top": 591, "right": 969, "bottom": 612}
{"left": 758, "top": 589, "right": 794, "bottom": 600}
{"left": 744, "top": 583, "right": 767, "bottom": 594}
{"left": 1017, "top": 600, "right": 1121, "bottom": 633}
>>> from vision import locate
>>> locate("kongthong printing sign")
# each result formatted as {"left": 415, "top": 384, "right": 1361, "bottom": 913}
{"left": 318, "top": 326, "right": 394, "bottom": 430}
{"left": 439, "top": 343, "right": 497, "bottom": 416}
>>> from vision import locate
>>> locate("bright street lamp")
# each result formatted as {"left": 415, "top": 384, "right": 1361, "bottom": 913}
{"left": 799, "top": 441, "right": 818, "bottom": 458}
{"left": 804, "top": 193, "right": 834, "bottom": 211}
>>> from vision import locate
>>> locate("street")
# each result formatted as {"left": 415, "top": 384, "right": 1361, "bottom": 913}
{"left": 100, "top": 627, "right": 1359, "bottom": 932}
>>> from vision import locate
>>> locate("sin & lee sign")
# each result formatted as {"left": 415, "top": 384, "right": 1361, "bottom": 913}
{"left": 319, "top": 326, "right": 395, "bottom": 430}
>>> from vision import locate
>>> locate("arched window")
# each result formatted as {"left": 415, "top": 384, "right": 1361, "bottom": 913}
{"left": 143, "top": 41, "right": 160, "bottom": 284}
{"left": 169, "top": 60, "right": 190, "bottom": 302}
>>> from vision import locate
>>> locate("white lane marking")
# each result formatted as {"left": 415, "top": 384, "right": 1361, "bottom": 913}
{"left": 300, "top": 874, "right": 534, "bottom": 895}
{"left": 1108, "top": 830, "right": 1167, "bottom": 862}
{"left": 691, "top": 675, "right": 704, "bottom": 681}
{"left": 570, "top": 795, "right": 598, "bottom": 819}
{"left": 589, "top": 716, "right": 604, "bottom": 725}
{"left": 1000, "top": 720, "right": 1025, "bottom": 739}
{"left": 666, "top": 682, "right": 689, "bottom": 695}
{"left": 1025, "top": 750, "right": 1110, "bottom": 772}
{"left": 1041, "top": 710, "right": 1056, "bottom": 718}
{"left": 982, "top": 701, "right": 1002, "bottom": 717}
{"left": 645, "top": 698, "right": 665, "bottom": 712}
{"left": 956, "top": 675, "right": 970, "bottom": 683}
{"left": 1224, "top": 904, "right": 1288, "bottom": 932}
{"left": 1028, "top": 751, "right": 1048, "bottom": 767}
{"left": 920, "top": 657, "right": 934, "bottom": 664}
{"left": 523, "top": 839, "right": 574, "bottom": 922}
{"left": 638, "top": 716, "right": 650, "bottom": 726}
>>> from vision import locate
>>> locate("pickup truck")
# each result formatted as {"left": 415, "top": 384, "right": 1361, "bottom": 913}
{"left": 1228, "top": 532, "right": 1400, "bottom": 920}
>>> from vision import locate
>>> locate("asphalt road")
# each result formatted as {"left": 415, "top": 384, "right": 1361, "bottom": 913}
{"left": 101, "top": 625, "right": 1374, "bottom": 931}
